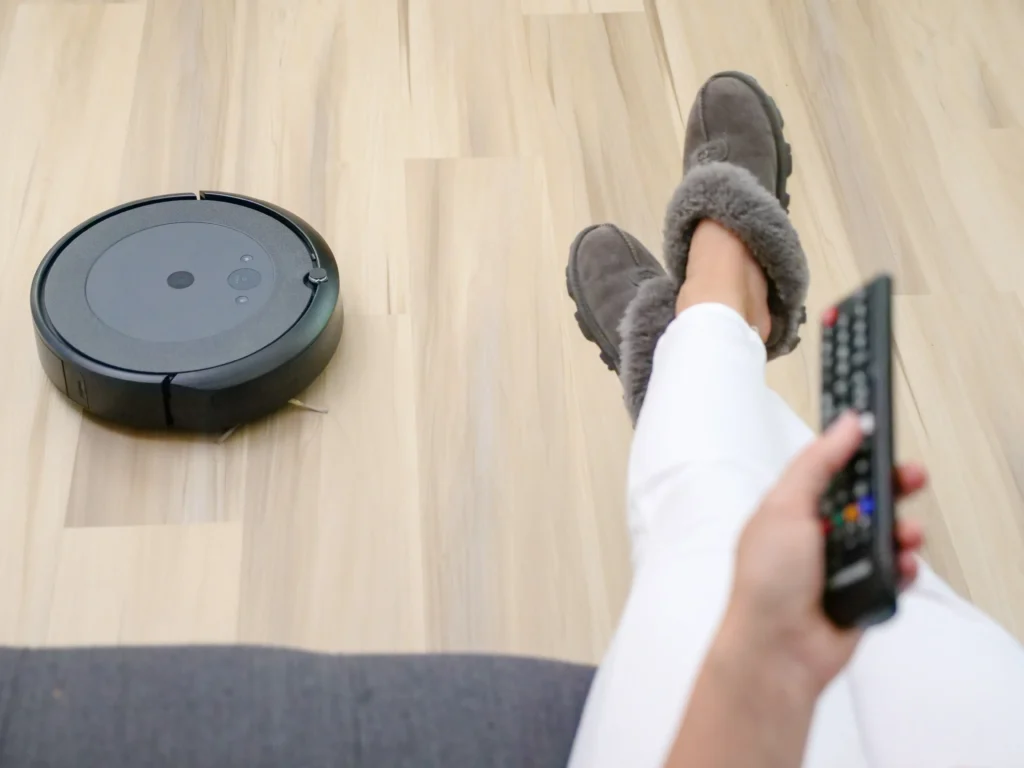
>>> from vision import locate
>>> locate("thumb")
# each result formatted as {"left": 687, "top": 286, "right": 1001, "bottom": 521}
{"left": 785, "top": 411, "right": 863, "bottom": 499}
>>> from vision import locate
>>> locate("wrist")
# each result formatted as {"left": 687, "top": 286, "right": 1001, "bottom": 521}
{"left": 715, "top": 606, "right": 826, "bottom": 704}
{"left": 665, "top": 610, "right": 820, "bottom": 768}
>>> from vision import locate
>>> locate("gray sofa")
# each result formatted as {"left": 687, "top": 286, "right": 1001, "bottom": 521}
{"left": 0, "top": 646, "right": 595, "bottom": 766}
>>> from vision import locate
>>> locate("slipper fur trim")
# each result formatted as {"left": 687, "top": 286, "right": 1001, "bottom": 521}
{"left": 617, "top": 275, "right": 678, "bottom": 424}
{"left": 662, "top": 162, "right": 808, "bottom": 358}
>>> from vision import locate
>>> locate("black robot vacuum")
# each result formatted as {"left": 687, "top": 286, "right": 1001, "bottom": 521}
{"left": 31, "top": 192, "right": 343, "bottom": 432}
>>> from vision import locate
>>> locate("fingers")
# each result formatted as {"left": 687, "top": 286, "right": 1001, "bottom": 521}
{"left": 896, "top": 518, "right": 925, "bottom": 589}
{"left": 785, "top": 411, "right": 863, "bottom": 497}
{"left": 898, "top": 551, "right": 919, "bottom": 589}
{"left": 895, "top": 464, "right": 928, "bottom": 498}
{"left": 896, "top": 518, "right": 925, "bottom": 551}
{"left": 784, "top": 413, "right": 931, "bottom": 503}
{"left": 894, "top": 470, "right": 927, "bottom": 590}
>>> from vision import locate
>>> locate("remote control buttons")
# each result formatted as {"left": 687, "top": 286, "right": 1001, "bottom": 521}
{"left": 829, "top": 559, "right": 874, "bottom": 589}
{"left": 854, "top": 393, "right": 869, "bottom": 412}
{"left": 859, "top": 412, "right": 876, "bottom": 435}
{"left": 821, "top": 278, "right": 897, "bottom": 626}
{"left": 821, "top": 289, "right": 886, "bottom": 576}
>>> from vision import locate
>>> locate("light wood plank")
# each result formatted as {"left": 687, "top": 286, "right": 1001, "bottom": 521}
{"left": 524, "top": 12, "right": 681, "bottom": 250}
{"left": 894, "top": 295, "right": 1024, "bottom": 637}
{"left": 0, "top": 1, "right": 145, "bottom": 644}
{"left": 66, "top": 426, "right": 244, "bottom": 526}
{"left": 407, "top": 158, "right": 622, "bottom": 660}
{"left": 522, "top": 0, "right": 644, "bottom": 15}
{"left": 47, "top": 524, "right": 243, "bottom": 645}
{"left": 404, "top": 0, "right": 539, "bottom": 158}
{"left": 117, "top": 0, "right": 234, "bottom": 200}
{"left": 235, "top": 316, "right": 426, "bottom": 653}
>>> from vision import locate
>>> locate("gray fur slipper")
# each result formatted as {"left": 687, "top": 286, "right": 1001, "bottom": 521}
{"left": 617, "top": 162, "right": 809, "bottom": 422}
{"left": 663, "top": 161, "right": 809, "bottom": 356}
{"left": 618, "top": 275, "right": 679, "bottom": 424}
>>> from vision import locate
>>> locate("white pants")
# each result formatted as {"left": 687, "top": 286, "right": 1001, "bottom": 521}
{"left": 569, "top": 304, "right": 1024, "bottom": 768}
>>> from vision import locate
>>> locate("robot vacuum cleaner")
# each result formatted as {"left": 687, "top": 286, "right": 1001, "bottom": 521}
{"left": 31, "top": 192, "right": 343, "bottom": 432}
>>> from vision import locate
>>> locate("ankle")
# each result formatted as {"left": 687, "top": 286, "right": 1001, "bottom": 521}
{"left": 675, "top": 220, "right": 772, "bottom": 342}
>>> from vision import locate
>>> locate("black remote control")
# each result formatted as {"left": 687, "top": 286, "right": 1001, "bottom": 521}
{"left": 819, "top": 274, "right": 897, "bottom": 628}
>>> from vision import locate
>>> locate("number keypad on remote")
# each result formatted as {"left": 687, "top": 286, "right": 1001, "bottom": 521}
{"left": 819, "top": 275, "right": 897, "bottom": 628}
{"left": 820, "top": 293, "right": 877, "bottom": 580}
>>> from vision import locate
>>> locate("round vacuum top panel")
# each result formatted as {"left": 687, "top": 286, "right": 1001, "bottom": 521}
{"left": 42, "top": 198, "right": 315, "bottom": 374}
{"left": 31, "top": 192, "right": 343, "bottom": 432}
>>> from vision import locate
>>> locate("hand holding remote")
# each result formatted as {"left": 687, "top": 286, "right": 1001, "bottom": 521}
{"left": 724, "top": 412, "right": 928, "bottom": 691}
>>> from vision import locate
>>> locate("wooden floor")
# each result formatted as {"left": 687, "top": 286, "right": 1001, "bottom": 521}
{"left": 1, "top": 0, "right": 1022, "bottom": 658}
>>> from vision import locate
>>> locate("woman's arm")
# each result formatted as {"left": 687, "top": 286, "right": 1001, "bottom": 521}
{"left": 664, "top": 610, "right": 820, "bottom": 768}
{"left": 665, "top": 413, "right": 928, "bottom": 768}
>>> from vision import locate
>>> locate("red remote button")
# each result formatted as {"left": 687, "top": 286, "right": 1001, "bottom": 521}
{"left": 822, "top": 306, "right": 839, "bottom": 326}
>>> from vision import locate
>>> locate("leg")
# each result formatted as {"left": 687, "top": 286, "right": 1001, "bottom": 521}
{"left": 628, "top": 219, "right": 805, "bottom": 552}
{"left": 845, "top": 562, "right": 1024, "bottom": 766}
{"left": 567, "top": 71, "right": 1024, "bottom": 767}
{"left": 672, "top": 239, "right": 1024, "bottom": 764}
{"left": 568, "top": 222, "right": 868, "bottom": 768}
{"left": 568, "top": 72, "right": 834, "bottom": 764}
{"left": 570, "top": 222, "right": 1024, "bottom": 768}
